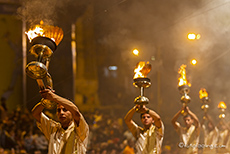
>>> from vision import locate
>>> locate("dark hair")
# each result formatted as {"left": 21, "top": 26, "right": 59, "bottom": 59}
{"left": 183, "top": 114, "right": 192, "bottom": 119}
{"left": 140, "top": 112, "right": 150, "bottom": 119}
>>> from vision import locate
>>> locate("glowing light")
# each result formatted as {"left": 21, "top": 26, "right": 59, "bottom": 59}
{"left": 199, "top": 88, "right": 208, "bottom": 99}
{"left": 178, "top": 64, "right": 191, "bottom": 87}
{"left": 188, "top": 33, "right": 196, "bottom": 40}
{"left": 25, "top": 26, "right": 44, "bottom": 42}
{"left": 133, "top": 49, "right": 139, "bottom": 56}
{"left": 187, "top": 33, "right": 201, "bottom": 40}
{"left": 108, "top": 66, "right": 117, "bottom": 70}
{"left": 196, "top": 34, "right": 201, "bottom": 40}
{"left": 133, "top": 61, "right": 151, "bottom": 79}
{"left": 218, "top": 101, "right": 227, "bottom": 109}
{"left": 190, "top": 59, "right": 197, "bottom": 66}
{"left": 25, "top": 20, "right": 64, "bottom": 45}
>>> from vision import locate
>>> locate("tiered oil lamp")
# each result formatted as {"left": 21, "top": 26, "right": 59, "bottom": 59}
{"left": 218, "top": 101, "right": 227, "bottom": 119}
{"left": 199, "top": 88, "right": 210, "bottom": 120}
{"left": 133, "top": 61, "right": 151, "bottom": 112}
{"left": 25, "top": 21, "right": 64, "bottom": 109}
{"left": 178, "top": 64, "right": 191, "bottom": 116}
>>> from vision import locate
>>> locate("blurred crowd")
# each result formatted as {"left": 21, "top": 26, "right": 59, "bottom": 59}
{"left": 1, "top": 103, "right": 217, "bottom": 154}
{"left": 0, "top": 104, "right": 140, "bottom": 154}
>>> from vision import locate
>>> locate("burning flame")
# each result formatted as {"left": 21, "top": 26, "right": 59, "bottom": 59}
{"left": 199, "top": 88, "right": 208, "bottom": 99}
{"left": 25, "top": 25, "right": 44, "bottom": 42}
{"left": 133, "top": 61, "right": 151, "bottom": 79}
{"left": 178, "top": 64, "right": 191, "bottom": 87}
{"left": 218, "top": 101, "right": 227, "bottom": 109}
{"left": 25, "top": 20, "right": 64, "bottom": 45}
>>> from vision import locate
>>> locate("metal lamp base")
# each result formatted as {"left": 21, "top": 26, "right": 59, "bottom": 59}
{"left": 26, "top": 61, "right": 48, "bottom": 79}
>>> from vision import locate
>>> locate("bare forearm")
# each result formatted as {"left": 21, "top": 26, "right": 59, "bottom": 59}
{"left": 148, "top": 109, "right": 162, "bottom": 128}
{"left": 188, "top": 110, "right": 199, "bottom": 127}
{"left": 124, "top": 107, "right": 136, "bottom": 124}
{"left": 31, "top": 102, "right": 44, "bottom": 122}
{"left": 171, "top": 110, "right": 181, "bottom": 124}
{"left": 52, "top": 94, "right": 80, "bottom": 118}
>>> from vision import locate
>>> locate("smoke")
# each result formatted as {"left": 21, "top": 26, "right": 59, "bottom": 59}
{"left": 17, "top": 0, "right": 59, "bottom": 26}
{"left": 16, "top": 0, "right": 91, "bottom": 27}
{"left": 93, "top": 0, "right": 230, "bottom": 125}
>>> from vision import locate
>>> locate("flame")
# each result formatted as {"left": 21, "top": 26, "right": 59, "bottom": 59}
{"left": 133, "top": 61, "right": 151, "bottom": 79}
{"left": 25, "top": 20, "right": 64, "bottom": 45}
{"left": 218, "top": 101, "right": 227, "bottom": 109}
{"left": 25, "top": 25, "right": 44, "bottom": 42}
{"left": 178, "top": 64, "right": 191, "bottom": 87}
{"left": 199, "top": 88, "right": 208, "bottom": 99}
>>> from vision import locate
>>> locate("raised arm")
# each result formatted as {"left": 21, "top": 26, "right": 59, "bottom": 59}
{"left": 124, "top": 106, "right": 136, "bottom": 130}
{"left": 186, "top": 106, "right": 200, "bottom": 135}
{"left": 171, "top": 107, "right": 183, "bottom": 130}
{"left": 186, "top": 106, "right": 200, "bottom": 128}
{"left": 40, "top": 88, "right": 81, "bottom": 124}
{"left": 31, "top": 102, "right": 45, "bottom": 123}
{"left": 202, "top": 112, "right": 215, "bottom": 129}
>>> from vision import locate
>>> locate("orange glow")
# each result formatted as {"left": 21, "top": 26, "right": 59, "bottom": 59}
{"left": 188, "top": 33, "right": 196, "bottom": 40}
{"left": 25, "top": 25, "right": 44, "bottom": 42}
{"left": 199, "top": 88, "right": 208, "bottom": 99}
{"left": 190, "top": 59, "right": 197, "bottom": 66}
{"left": 133, "top": 49, "right": 139, "bottom": 56}
{"left": 25, "top": 20, "right": 64, "bottom": 45}
{"left": 133, "top": 61, "right": 151, "bottom": 79}
{"left": 178, "top": 64, "right": 191, "bottom": 87}
{"left": 218, "top": 101, "right": 227, "bottom": 109}
{"left": 187, "top": 33, "right": 201, "bottom": 40}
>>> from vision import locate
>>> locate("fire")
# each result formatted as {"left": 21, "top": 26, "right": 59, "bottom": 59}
{"left": 25, "top": 20, "right": 64, "bottom": 45}
{"left": 178, "top": 64, "right": 191, "bottom": 87}
{"left": 25, "top": 25, "right": 44, "bottom": 42}
{"left": 133, "top": 61, "right": 151, "bottom": 79}
{"left": 218, "top": 101, "right": 227, "bottom": 109}
{"left": 199, "top": 88, "right": 208, "bottom": 99}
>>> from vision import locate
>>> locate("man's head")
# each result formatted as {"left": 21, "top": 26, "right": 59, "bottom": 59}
{"left": 140, "top": 113, "right": 154, "bottom": 129}
{"left": 183, "top": 114, "right": 194, "bottom": 128}
{"left": 56, "top": 104, "right": 73, "bottom": 129}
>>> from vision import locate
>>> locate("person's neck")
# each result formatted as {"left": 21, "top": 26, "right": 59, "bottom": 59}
{"left": 144, "top": 124, "right": 152, "bottom": 130}
{"left": 62, "top": 121, "right": 73, "bottom": 130}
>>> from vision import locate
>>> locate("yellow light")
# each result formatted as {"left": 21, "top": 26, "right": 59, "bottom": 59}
{"left": 218, "top": 101, "right": 227, "bottom": 109}
{"left": 196, "top": 34, "right": 201, "bottom": 40}
{"left": 199, "top": 88, "right": 208, "bottom": 99}
{"left": 133, "top": 49, "right": 139, "bottom": 56}
{"left": 178, "top": 64, "right": 191, "bottom": 87}
{"left": 187, "top": 33, "right": 201, "bottom": 40}
{"left": 190, "top": 59, "right": 197, "bottom": 66}
{"left": 188, "top": 33, "right": 196, "bottom": 40}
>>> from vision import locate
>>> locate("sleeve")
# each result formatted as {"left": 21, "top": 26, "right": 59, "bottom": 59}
{"left": 75, "top": 113, "right": 89, "bottom": 143}
{"left": 36, "top": 112, "right": 59, "bottom": 140}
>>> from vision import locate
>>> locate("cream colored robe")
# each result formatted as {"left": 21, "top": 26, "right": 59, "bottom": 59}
{"left": 130, "top": 122, "right": 164, "bottom": 154}
{"left": 176, "top": 124, "right": 199, "bottom": 154}
{"left": 37, "top": 113, "right": 89, "bottom": 154}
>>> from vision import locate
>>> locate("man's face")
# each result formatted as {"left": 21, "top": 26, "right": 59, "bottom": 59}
{"left": 57, "top": 104, "right": 73, "bottom": 128}
{"left": 141, "top": 113, "right": 154, "bottom": 128}
{"left": 184, "top": 116, "right": 193, "bottom": 128}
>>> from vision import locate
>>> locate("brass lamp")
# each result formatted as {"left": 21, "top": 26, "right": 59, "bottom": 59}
{"left": 133, "top": 61, "right": 151, "bottom": 112}
{"left": 178, "top": 64, "right": 191, "bottom": 116}
{"left": 199, "top": 88, "right": 210, "bottom": 120}
{"left": 218, "top": 101, "right": 227, "bottom": 119}
{"left": 25, "top": 21, "right": 64, "bottom": 109}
